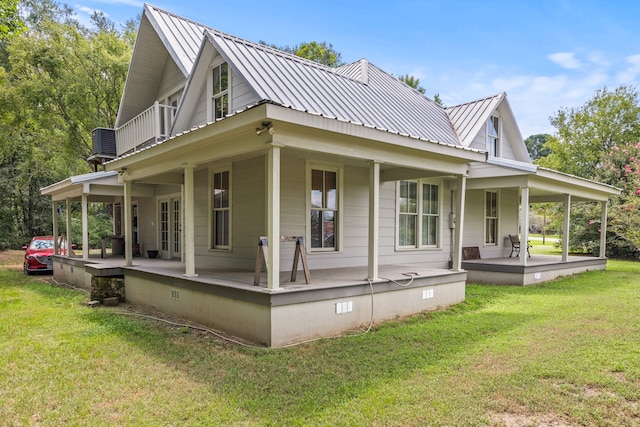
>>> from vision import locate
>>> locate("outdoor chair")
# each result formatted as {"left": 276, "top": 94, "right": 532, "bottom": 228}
{"left": 509, "top": 234, "right": 531, "bottom": 258}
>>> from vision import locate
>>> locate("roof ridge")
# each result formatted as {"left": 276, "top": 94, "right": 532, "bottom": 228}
{"left": 446, "top": 92, "right": 505, "bottom": 110}
{"left": 145, "top": 3, "right": 210, "bottom": 31}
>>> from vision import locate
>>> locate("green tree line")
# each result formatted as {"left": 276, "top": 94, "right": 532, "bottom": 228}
{"left": 0, "top": 0, "right": 135, "bottom": 248}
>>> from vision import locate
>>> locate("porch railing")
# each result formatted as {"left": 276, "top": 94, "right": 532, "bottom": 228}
{"left": 115, "top": 102, "right": 177, "bottom": 155}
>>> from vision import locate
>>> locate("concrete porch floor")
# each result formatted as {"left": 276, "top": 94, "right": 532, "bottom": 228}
{"left": 80, "top": 254, "right": 459, "bottom": 293}
{"left": 462, "top": 254, "right": 607, "bottom": 285}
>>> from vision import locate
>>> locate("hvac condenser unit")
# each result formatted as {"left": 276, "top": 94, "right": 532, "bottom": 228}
{"left": 91, "top": 128, "right": 116, "bottom": 157}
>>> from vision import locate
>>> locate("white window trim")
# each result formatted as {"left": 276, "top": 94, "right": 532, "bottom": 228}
{"left": 305, "top": 162, "right": 343, "bottom": 253}
{"left": 395, "top": 179, "right": 443, "bottom": 250}
{"left": 487, "top": 114, "right": 501, "bottom": 157}
{"left": 484, "top": 190, "right": 500, "bottom": 246}
{"left": 156, "top": 192, "right": 181, "bottom": 259}
{"left": 208, "top": 165, "right": 232, "bottom": 251}
{"left": 207, "top": 60, "right": 231, "bottom": 122}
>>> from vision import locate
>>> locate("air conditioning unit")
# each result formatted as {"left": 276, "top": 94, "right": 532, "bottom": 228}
{"left": 91, "top": 128, "right": 116, "bottom": 157}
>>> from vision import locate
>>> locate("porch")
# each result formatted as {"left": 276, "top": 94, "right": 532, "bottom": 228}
{"left": 53, "top": 255, "right": 467, "bottom": 347}
{"left": 462, "top": 254, "right": 607, "bottom": 286}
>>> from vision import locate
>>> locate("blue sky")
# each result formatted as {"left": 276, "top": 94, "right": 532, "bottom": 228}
{"left": 71, "top": 0, "right": 640, "bottom": 138}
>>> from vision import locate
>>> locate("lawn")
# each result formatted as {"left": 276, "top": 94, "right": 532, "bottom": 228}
{"left": 1, "top": 250, "right": 639, "bottom": 426}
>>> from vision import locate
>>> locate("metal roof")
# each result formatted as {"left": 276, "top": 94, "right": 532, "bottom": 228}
{"left": 205, "top": 30, "right": 462, "bottom": 146}
{"left": 144, "top": 4, "right": 209, "bottom": 76}
{"left": 445, "top": 93, "right": 504, "bottom": 147}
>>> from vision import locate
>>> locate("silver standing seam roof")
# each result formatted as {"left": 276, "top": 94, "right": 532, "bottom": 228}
{"left": 145, "top": 4, "right": 464, "bottom": 147}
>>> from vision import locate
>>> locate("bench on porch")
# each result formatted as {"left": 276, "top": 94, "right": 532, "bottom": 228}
{"left": 509, "top": 234, "right": 531, "bottom": 258}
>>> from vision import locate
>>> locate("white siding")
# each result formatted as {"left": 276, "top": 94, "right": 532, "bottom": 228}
{"left": 156, "top": 58, "right": 185, "bottom": 100}
{"left": 462, "top": 188, "right": 520, "bottom": 258}
{"left": 231, "top": 69, "right": 258, "bottom": 112}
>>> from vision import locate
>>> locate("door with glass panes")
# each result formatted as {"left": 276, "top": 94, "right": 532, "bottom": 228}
{"left": 158, "top": 196, "right": 182, "bottom": 259}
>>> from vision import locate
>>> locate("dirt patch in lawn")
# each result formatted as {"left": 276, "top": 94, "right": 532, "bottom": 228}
{"left": 0, "top": 250, "right": 24, "bottom": 270}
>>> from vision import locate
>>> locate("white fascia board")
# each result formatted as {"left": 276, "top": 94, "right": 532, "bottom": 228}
{"left": 486, "top": 156, "right": 538, "bottom": 173}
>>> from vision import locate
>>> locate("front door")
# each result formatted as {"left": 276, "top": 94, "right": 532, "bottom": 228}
{"left": 159, "top": 196, "right": 181, "bottom": 259}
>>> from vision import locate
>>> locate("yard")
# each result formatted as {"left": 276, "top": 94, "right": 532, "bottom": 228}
{"left": 1, "top": 249, "right": 639, "bottom": 426}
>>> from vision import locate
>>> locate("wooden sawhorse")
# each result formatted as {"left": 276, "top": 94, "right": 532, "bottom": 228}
{"left": 254, "top": 236, "right": 311, "bottom": 286}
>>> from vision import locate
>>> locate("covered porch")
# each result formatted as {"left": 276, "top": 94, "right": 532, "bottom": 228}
{"left": 53, "top": 254, "right": 466, "bottom": 347}
{"left": 462, "top": 254, "right": 607, "bottom": 286}
{"left": 465, "top": 158, "right": 621, "bottom": 274}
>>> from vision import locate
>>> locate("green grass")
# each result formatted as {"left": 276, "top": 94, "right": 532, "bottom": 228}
{"left": 1, "top": 251, "right": 639, "bottom": 425}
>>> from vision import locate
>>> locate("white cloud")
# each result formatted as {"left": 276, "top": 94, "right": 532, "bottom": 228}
{"left": 615, "top": 54, "right": 640, "bottom": 84}
{"left": 548, "top": 52, "right": 582, "bottom": 70}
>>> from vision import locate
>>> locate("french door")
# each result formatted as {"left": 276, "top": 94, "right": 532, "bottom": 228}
{"left": 159, "top": 196, "right": 182, "bottom": 259}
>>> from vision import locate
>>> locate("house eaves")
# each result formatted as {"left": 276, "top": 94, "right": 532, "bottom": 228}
{"left": 446, "top": 93, "right": 504, "bottom": 147}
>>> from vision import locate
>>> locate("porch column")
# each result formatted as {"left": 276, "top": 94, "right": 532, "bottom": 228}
{"left": 52, "top": 202, "right": 59, "bottom": 255}
{"left": 599, "top": 201, "right": 608, "bottom": 259}
{"left": 81, "top": 193, "right": 89, "bottom": 261}
{"left": 183, "top": 163, "right": 197, "bottom": 277}
{"left": 66, "top": 198, "right": 72, "bottom": 257}
{"left": 452, "top": 174, "right": 467, "bottom": 270}
{"left": 562, "top": 194, "right": 571, "bottom": 262}
{"left": 519, "top": 187, "right": 530, "bottom": 266}
{"left": 267, "top": 144, "right": 281, "bottom": 290}
{"left": 367, "top": 161, "right": 380, "bottom": 280}
{"left": 123, "top": 180, "right": 133, "bottom": 267}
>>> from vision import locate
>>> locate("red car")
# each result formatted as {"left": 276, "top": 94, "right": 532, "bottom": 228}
{"left": 22, "top": 236, "right": 74, "bottom": 275}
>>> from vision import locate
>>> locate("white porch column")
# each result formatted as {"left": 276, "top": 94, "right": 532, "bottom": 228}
{"left": 452, "top": 174, "right": 467, "bottom": 271}
{"left": 267, "top": 144, "right": 281, "bottom": 290}
{"left": 519, "top": 187, "right": 530, "bottom": 266}
{"left": 367, "top": 161, "right": 380, "bottom": 280}
{"left": 52, "top": 203, "right": 59, "bottom": 255}
{"left": 183, "top": 164, "right": 197, "bottom": 277}
{"left": 81, "top": 193, "right": 89, "bottom": 261}
{"left": 123, "top": 180, "right": 133, "bottom": 267}
{"left": 599, "top": 201, "right": 608, "bottom": 259}
{"left": 66, "top": 198, "right": 72, "bottom": 257}
{"left": 562, "top": 194, "right": 571, "bottom": 262}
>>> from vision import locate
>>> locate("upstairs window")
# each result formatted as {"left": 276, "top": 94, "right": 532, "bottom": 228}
{"left": 212, "top": 62, "right": 229, "bottom": 120}
{"left": 487, "top": 116, "right": 499, "bottom": 157}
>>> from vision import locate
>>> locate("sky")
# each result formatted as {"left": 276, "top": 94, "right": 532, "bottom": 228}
{"left": 70, "top": 0, "right": 640, "bottom": 138}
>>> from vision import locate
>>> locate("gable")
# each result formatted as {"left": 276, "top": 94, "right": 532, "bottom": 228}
{"left": 116, "top": 5, "right": 207, "bottom": 128}
{"left": 447, "top": 93, "right": 531, "bottom": 163}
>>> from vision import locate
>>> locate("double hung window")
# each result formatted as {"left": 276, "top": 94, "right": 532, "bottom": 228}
{"left": 212, "top": 170, "right": 230, "bottom": 249}
{"left": 485, "top": 191, "right": 498, "bottom": 245}
{"left": 212, "top": 62, "right": 229, "bottom": 120}
{"left": 487, "top": 116, "right": 499, "bottom": 157}
{"left": 309, "top": 168, "right": 338, "bottom": 250}
{"left": 398, "top": 180, "right": 440, "bottom": 248}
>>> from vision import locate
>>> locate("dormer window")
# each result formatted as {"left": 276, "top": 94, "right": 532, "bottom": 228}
{"left": 212, "top": 62, "right": 229, "bottom": 120}
{"left": 487, "top": 116, "right": 499, "bottom": 157}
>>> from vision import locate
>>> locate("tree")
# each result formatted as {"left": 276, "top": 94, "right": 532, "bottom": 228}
{"left": 524, "top": 133, "right": 551, "bottom": 160}
{"left": 260, "top": 40, "right": 343, "bottom": 67}
{"left": 539, "top": 85, "right": 640, "bottom": 177}
{"left": 398, "top": 74, "right": 425, "bottom": 94}
{"left": 0, "top": 0, "right": 25, "bottom": 40}
{"left": 0, "top": 0, "right": 134, "bottom": 248}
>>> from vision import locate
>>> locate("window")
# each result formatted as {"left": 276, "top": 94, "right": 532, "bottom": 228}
{"left": 212, "top": 62, "right": 229, "bottom": 120}
{"left": 310, "top": 168, "right": 338, "bottom": 250}
{"left": 485, "top": 191, "right": 498, "bottom": 245}
{"left": 398, "top": 181, "right": 440, "bottom": 248}
{"left": 487, "top": 116, "right": 499, "bottom": 157}
{"left": 212, "top": 170, "right": 230, "bottom": 248}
